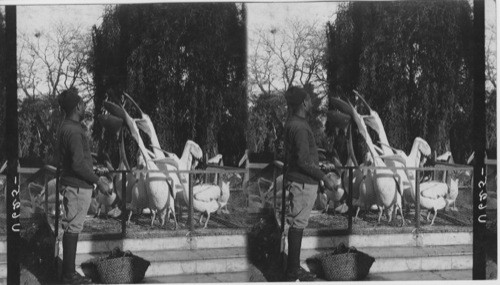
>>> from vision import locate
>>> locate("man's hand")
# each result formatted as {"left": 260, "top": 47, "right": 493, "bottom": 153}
{"left": 96, "top": 176, "right": 112, "bottom": 196}
{"left": 322, "top": 172, "right": 341, "bottom": 191}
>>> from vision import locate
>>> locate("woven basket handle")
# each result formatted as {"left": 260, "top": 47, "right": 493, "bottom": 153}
{"left": 347, "top": 246, "right": 357, "bottom": 253}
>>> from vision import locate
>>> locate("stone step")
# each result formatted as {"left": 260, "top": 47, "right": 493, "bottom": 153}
{"left": 366, "top": 269, "right": 472, "bottom": 280}
{"left": 129, "top": 269, "right": 474, "bottom": 283}
{"left": 67, "top": 229, "right": 473, "bottom": 256}
{"left": 301, "top": 231, "right": 473, "bottom": 249}
{"left": 301, "top": 244, "right": 472, "bottom": 273}
{"left": 143, "top": 271, "right": 249, "bottom": 283}
{"left": 75, "top": 244, "right": 472, "bottom": 278}
{"left": 68, "top": 233, "right": 247, "bottom": 254}
{"left": 76, "top": 247, "right": 248, "bottom": 277}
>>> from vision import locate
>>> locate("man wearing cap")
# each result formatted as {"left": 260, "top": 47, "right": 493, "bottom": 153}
{"left": 283, "top": 86, "right": 339, "bottom": 281}
{"left": 56, "top": 88, "right": 111, "bottom": 284}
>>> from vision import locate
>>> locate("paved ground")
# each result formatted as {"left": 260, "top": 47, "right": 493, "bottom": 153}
{"left": 366, "top": 269, "right": 472, "bottom": 281}
{"left": 142, "top": 269, "right": 472, "bottom": 283}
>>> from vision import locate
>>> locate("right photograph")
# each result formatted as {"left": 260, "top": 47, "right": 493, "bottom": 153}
{"left": 244, "top": 0, "right": 496, "bottom": 282}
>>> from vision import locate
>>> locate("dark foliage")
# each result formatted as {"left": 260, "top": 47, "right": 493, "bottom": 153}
{"left": 326, "top": 1, "right": 474, "bottom": 163}
{"left": 91, "top": 3, "right": 247, "bottom": 167}
{"left": 18, "top": 96, "right": 64, "bottom": 165}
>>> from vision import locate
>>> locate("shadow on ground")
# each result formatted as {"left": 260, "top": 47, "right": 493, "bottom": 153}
{"left": 247, "top": 207, "right": 287, "bottom": 282}
{"left": 20, "top": 214, "right": 60, "bottom": 285}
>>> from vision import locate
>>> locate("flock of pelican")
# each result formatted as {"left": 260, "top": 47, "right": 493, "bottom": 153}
{"left": 322, "top": 91, "right": 459, "bottom": 226}
{"left": 98, "top": 93, "right": 230, "bottom": 229}
{"left": 24, "top": 90, "right": 460, "bottom": 228}
{"left": 26, "top": 93, "right": 230, "bottom": 229}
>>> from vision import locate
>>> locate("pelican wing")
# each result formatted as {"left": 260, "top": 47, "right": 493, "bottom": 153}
{"left": 420, "top": 181, "right": 448, "bottom": 199}
{"left": 194, "top": 184, "right": 221, "bottom": 202}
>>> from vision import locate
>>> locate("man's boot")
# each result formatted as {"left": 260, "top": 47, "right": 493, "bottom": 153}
{"left": 285, "top": 227, "right": 316, "bottom": 281}
{"left": 61, "top": 232, "right": 91, "bottom": 284}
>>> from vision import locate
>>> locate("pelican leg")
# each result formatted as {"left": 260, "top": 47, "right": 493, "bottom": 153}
{"left": 430, "top": 209, "right": 437, "bottom": 226}
{"left": 386, "top": 207, "right": 393, "bottom": 223}
{"left": 127, "top": 210, "right": 133, "bottom": 225}
{"left": 398, "top": 205, "right": 406, "bottom": 227}
{"left": 354, "top": 207, "right": 360, "bottom": 221}
{"left": 324, "top": 200, "right": 330, "bottom": 214}
{"left": 377, "top": 206, "right": 384, "bottom": 224}
{"left": 95, "top": 206, "right": 102, "bottom": 219}
{"left": 426, "top": 210, "right": 432, "bottom": 222}
{"left": 151, "top": 210, "right": 156, "bottom": 226}
{"left": 204, "top": 212, "right": 211, "bottom": 229}
{"left": 199, "top": 213, "right": 204, "bottom": 225}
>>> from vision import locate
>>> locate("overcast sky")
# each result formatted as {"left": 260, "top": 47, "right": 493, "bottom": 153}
{"left": 15, "top": 2, "right": 341, "bottom": 36}
{"left": 12, "top": 1, "right": 497, "bottom": 96}
{"left": 17, "top": 5, "right": 105, "bottom": 35}
{"left": 14, "top": 1, "right": 495, "bottom": 38}
{"left": 246, "top": 1, "right": 339, "bottom": 29}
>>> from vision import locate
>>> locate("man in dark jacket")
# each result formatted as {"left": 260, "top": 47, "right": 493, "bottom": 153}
{"left": 283, "top": 86, "right": 339, "bottom": 281}
{"left": 56, "top": 88, "right": 111, "bottom": 283}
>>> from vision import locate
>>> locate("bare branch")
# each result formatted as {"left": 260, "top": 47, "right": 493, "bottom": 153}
{"left": 17, "top": 22, "right": 93, "bottom": 99}
{"left": 249, "top": 16, "right": 327, "bottom": 96}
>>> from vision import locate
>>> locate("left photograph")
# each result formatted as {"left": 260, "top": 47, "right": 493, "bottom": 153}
{"left": 13, "top": 3, "right": 249, "bottom": 284}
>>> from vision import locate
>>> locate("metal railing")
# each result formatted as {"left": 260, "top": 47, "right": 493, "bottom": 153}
{"left": 18, "top": 163, "right": 473, "bottom": 236}
{"left": 51, "top": 167, "right": 248, "bottom": 236}
{"left": 271, "top": 164, "right": 473, "bottom": 234}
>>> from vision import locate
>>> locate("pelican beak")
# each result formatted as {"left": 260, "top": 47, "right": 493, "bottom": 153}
{"left": 98, "top": 114, "right": 123, "bottom": 136}
{"left": 330, "top": 97, "right": 355, "bottom": 117}
{"left": 103, "top": 101, "right": 128, "bottom": 121}
{"left": 136, "top": 118, "right": 154, "bottom": 138}
{"left": 326, "top": 110, "right": 351, "bottom": 131}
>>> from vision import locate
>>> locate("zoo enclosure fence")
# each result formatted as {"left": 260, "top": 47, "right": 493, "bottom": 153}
{"left": 19, "top": 166, "right": 248, "bottom": 236}
{"left": 266, "top": 164, "right": 474, "bottom": 234}
{"left": 16, "top": 164, "right": 475, "bottom": 237}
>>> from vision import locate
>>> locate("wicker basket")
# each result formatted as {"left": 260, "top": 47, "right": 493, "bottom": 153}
{"left": 81, "top": 256, "right": 105, "bottom": 283}
{"left": 81, "top": 247, "right": 150, "bottom": 284}
{"left": 96, "top": 255, "right": 150, "bottom": 284}
{"left": 318, "top": 249, "right": 375, "bottom": 281}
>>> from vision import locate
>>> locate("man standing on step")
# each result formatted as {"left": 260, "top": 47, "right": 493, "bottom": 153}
{"left": 56, "top": 88, "right": 111, "bottom": 284}
{"left": 283, "top": 86, "right": 339, "bottom": 281}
